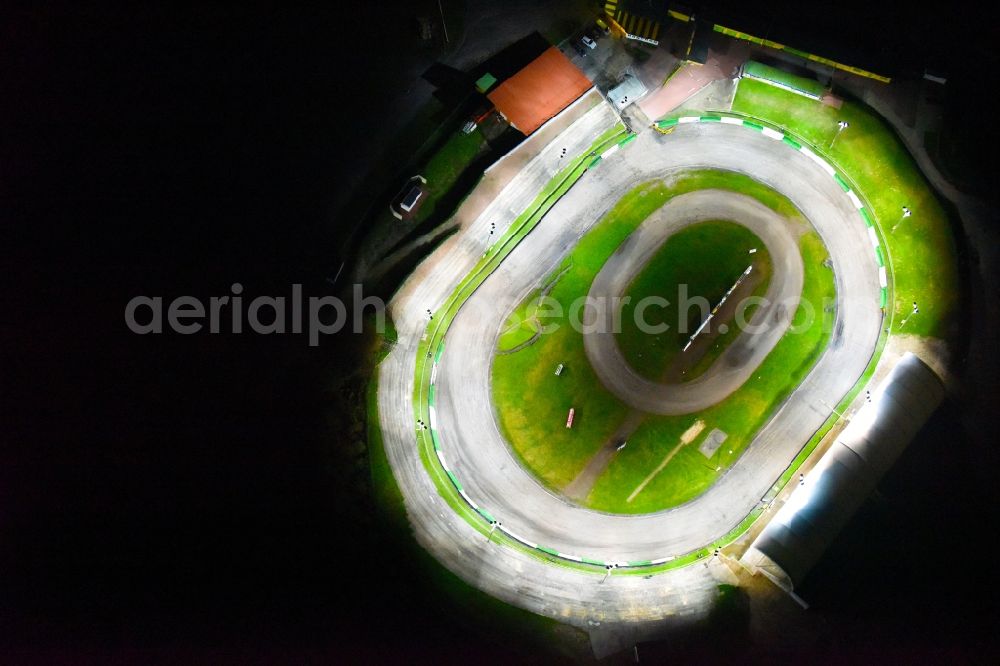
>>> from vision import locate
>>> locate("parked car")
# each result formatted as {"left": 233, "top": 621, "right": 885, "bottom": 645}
{"left": 581, "top": 36, "right": 597, "bottom": 50}
{"left": 390, "top": 175, "right": 427, "bottom": 220}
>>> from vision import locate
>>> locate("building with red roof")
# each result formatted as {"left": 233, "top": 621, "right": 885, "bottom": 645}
{"left": 487, "top": 46, "right": 592, "bottom": 136}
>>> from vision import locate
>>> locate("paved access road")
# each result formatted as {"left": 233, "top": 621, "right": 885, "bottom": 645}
{"left": 378, "top": 108, "right": 882, "bottom": 624}
{"left": 584, "top": 188, "right": 804, "bottom": 414}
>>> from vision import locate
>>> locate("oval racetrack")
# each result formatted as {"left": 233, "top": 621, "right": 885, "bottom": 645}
{"left": 583, "top": 188, "right": 804, "bottom": 415}
{"left": 378, "top": 115, "right": 883, "bottom": 623}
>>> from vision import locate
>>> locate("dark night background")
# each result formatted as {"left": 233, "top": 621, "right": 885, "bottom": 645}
{"left": 3, "top": 1, "right": 999, "bottom": 662}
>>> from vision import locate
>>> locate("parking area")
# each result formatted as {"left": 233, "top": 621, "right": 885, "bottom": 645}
{"left": 557, "top": 21, "right": 682, "bottom": 123}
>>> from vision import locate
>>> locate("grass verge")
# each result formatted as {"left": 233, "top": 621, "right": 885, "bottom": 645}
{"left": 497, "top": 290, "right": 543, "bottom": 352}
{"left": 417, "top": 128, "right": 488, "bottom": 221}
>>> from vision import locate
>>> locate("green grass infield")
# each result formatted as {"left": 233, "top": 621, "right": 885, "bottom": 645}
{"left": 616, "top": 220, "right": 772, "bottom": 382}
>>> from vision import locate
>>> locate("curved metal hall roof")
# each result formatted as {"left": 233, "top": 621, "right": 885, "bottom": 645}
{"left": 743, "top": 352, "right": 945, "bottom": 589}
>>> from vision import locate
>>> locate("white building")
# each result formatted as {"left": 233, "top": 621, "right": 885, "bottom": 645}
{"left": 742, "top": 353, "right": 945, "bottom": 595}
{"left": 607, "top": 74, "right": 647, "bottom": 109}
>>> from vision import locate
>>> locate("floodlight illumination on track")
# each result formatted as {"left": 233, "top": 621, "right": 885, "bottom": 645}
{"left": 391, "top": 107, "right": 935, "bottom": 621}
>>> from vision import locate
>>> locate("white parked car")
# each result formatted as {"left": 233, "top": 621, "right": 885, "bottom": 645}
{"left": 581, "top": 36, "right": 597, "bottom": 50}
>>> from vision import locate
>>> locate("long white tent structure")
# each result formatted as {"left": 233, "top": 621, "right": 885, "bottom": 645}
{"left": 742, "top": 352, "right": 945, "bottom": 592}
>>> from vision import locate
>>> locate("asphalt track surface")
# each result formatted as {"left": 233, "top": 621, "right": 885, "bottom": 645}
{"left": 583, "top": 189, "right": 804, "bottom": 415}
{"left": 378, "top": 109, "right": 882, "bottom": 623}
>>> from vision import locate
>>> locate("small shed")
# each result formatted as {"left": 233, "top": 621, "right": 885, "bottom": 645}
{"left": 475, "top": 73, "right": 498, "bottom": 93}
{"left": 607, "top": 75, "right": 648, "bottom": 109}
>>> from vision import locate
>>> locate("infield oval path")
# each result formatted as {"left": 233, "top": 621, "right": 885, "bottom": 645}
{"left": 583, "top": 189, "right": 804, "bottom": 415}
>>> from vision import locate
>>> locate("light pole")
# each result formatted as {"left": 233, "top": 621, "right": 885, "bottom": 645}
{"left": 437, "top": 0, "right": 449, "bottom": 44}
{"left": 601, "top": 564, "right": 614, "bottom": 583}
{"left": 892, "top": 206, "right": 912, "bottom": 232}
{"left": 330, "top": 261, "right": 345, "bottom": 285}
{"left": 488, "top": 520, "right": 500, "bottom": 542}
{"left": 816, "top": 398, "right": 845, "bottom": 418}
{"left": 829, "top": 120, "right": 849, "bottom": 149}
{"left": 899, "top": 302, "right": 919, "bottom": 329}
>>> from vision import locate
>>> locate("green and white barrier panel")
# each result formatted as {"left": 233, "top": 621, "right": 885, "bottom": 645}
{"left": 598, "top": 132, "right": 638, "bottom": 161}
{"left": 742, "top": 61, "right": 826, "bottom": 100}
